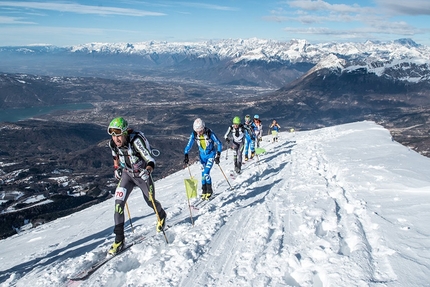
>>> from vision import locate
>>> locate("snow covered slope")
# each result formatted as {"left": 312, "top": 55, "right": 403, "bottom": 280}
{"left": 1, "top": 121, "right": 430, "bottom": 287}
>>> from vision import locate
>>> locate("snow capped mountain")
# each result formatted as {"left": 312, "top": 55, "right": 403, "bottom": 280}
{"left": 1, "top": 38, "right": 430, "bottom": 87}
{"left": 304, "top": 54, "right": 347, "bottom": 76}
{"left": 65, "top": 38, "right": 430, "bottom": 84}
{"left": 65, "top": 38, "right": 429, "bottom": 64}
{"left": 1, "top": 121, "right": 430, "bottom": 286}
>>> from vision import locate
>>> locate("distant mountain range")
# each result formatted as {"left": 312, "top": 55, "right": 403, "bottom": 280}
{"left": 1, "top": 38, "right": 429, "bottom": 88}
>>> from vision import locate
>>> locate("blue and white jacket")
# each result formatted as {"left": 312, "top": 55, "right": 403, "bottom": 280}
{"left": 184, "top": 127, "right": 222, "bottom": 157}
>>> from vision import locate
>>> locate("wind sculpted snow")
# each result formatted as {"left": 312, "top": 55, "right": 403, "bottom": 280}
{"left": 1, "top": 121, "right": 430, "bottom": 287}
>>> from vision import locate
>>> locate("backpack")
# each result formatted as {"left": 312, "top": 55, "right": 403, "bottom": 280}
{"left": 110, "top": 129, "right": 153, "bottom": 157}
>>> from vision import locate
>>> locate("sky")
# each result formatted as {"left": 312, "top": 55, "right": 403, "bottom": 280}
{"left": 1, "top": 121, "right": 430, "bottom": 286}
{"left": 0, "top": 0, "right": 429, "bottom": 47}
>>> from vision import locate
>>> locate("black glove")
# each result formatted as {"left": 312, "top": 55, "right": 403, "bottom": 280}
{"left": 184, "top": 154, "right": 189, "bottom": 164}
{"left": 214, "top": 152, "right": 220, "bottom": 164}
{"left": 225, "top": 138, "right": 230, "bottom": 144}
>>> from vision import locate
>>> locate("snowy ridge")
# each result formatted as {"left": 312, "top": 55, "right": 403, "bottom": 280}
{"left": 304, "top": 54, "right": 346, "bottom": 75}
{"left": 67, "top": 38, "right": 430, "bottom": 64}
{"left": 1, "top": 121, "right": 430, "bottom": 286}
{"left": 3, "top": 38, "right": 430, "bottom": 83}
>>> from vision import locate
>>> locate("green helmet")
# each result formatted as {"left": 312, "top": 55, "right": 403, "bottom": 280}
{"left": 107, "top": 117, "right": 128, "bottom": 135}
{"left": 232, "top": 116, "right": 241, "bottom": 125}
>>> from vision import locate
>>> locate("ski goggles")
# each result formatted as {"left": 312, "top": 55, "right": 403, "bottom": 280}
{"left": 108, "top": 127, "right": 125, "bottom": 136}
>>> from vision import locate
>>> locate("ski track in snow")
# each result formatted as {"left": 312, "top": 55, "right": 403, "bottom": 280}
{"left": 1, "top": 121, "right": 430, "bottom": 287}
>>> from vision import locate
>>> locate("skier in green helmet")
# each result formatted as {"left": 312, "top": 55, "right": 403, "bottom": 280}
{"left": 224, "top": 116, "right": 252, "bottom": 174}
{"left": 107, "top": 117, "right": 167, "bottom": 255}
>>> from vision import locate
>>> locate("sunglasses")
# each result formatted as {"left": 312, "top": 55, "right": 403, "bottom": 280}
{"left": 108, "top": 128, "right": 124, "bottom": 136}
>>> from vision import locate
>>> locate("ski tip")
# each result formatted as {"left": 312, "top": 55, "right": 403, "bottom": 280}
{"left": 68, "top": 276, "right": 86, "bottom": 282}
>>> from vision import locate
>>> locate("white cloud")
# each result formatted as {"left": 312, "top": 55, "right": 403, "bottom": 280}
{"left": 0, "top": 1, "right": 166, "bottom": 17}
{"left": 287, "top": 0, "right": 373, "bottom": 14}
{"left": 177, "top": 2, "right": 238, "bottom": 11}
{"left": 375, "top": 0, "right": 430, "bottom": 16}
{"left": 0, "top": 15, "right": 35, "bottom": 24}
{"left": 267, "top": 0, "right": 428, "bottom": 42}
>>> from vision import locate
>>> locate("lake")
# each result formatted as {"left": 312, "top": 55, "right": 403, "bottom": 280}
{"left": 0, "top": 103, "right": 93, "bottom": 122}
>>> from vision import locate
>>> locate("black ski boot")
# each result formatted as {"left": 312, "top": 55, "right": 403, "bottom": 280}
{"left": 237, "top": 162, "right": 242, "bottom": 174}
{"left": 201, "top": 183, "right": 208, "bottom": 199}
{"left": 203, "top": 184, "right": 213, "bottom": 200}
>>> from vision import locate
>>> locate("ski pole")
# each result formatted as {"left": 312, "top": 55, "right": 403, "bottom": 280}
{"left": 187, "top": 165, "right": 193, "bottom": 178}
{"left": 256, "top": 154, "right": 262, "bottom": 173}
{"left": 186, "top": 165, "right": 195, "bottom": 227}
{"left": 145, "top": 179, "right": 169, "bottom": 244}
{"left": 217, "top": 163, "right": 233, "bottom": 190}
{"left": 125, "top": 202, "right": 134, "bottom": 233}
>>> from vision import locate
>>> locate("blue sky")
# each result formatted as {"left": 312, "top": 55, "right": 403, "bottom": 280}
{"left": 0, "top": 0, "right": 429, "bottom": 46}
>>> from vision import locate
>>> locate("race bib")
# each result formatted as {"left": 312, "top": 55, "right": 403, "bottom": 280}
{"left": 115, "top": 187, "right": 127, "bottom": 201}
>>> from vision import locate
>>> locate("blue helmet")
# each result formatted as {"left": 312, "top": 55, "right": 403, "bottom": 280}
{"left": 254, "top": 114, "right": 260, "bottom": 120}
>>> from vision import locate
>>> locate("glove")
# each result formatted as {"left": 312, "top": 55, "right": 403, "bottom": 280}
{"left": 214, "top": 152, "right": 221, "bottom": 164}
{"left": 258, "top": 137, "right": 262, "bottom": 142}
{"left": 225, "top": 138, "right": 230, "bottom": 144}
{"left": 184, "top": 154, "right": 189, "bottom": 164}
{"left": 114, "top": 167, "right": 122, "bottom": 180}
{"left": 139, "top": 169, "right": 150, "bottom": 181}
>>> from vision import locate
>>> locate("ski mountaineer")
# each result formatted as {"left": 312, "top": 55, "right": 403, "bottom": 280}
{"left": 224, "top": 116, "right": 251, "bottom": 174}
{"left": 107, "top": 117, "right": 167, "bottom": 255}
{"left": 269, "top": 119, "right": 281, "bottom": 142}
{"left": 243, "top": 114, "right": 256, "bottom": 161}
{"left": 253, "top": 115, "right": 263, "bottom": 147}
{"left": 184, "top": 118, "right": 222, "bottom": 200}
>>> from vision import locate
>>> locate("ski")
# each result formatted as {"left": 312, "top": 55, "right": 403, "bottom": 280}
{"left": 68, "top": 235, "right": 146, "bottom": 281}
{"left": 191, "top": 193, "right": 218, "bottom": 209}
{"left": 230, "top": 170, "right": 241, "bottom": 180}
{"left": 194, "top": 197, "right": 216, "bottom": 209}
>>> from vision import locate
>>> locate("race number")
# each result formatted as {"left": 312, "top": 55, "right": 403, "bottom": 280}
{"left": 115, "top": 187, "right": 127, "bottom": 201}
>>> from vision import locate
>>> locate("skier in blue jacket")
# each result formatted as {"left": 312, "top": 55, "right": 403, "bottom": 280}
{"left": 184, "top": 118, "right": 222, "bottom": 200}
{"left": 243, "top": 114, "right": 256, "bottom": 161}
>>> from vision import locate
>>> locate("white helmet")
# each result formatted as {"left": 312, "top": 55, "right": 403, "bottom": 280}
{"left": 193, "top": 118, "right": 205, "bottom": 133}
